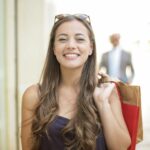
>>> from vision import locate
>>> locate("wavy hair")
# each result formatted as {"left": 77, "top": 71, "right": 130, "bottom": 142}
{"left": 31, "top": 15, "right": 101, "bottom": 150}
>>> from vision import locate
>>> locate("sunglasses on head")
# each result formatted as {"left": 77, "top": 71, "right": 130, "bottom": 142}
{"left": 54, "top": 14, "right": 91, "bottom": 25}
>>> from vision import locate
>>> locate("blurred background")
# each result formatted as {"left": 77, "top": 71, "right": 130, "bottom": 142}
{"left": 0, "top": 0, "right": 150, "bottom": 149}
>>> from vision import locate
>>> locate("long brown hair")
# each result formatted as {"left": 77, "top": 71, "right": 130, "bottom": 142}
{"left": 31, "top": 15, "right": 101, "bottom": 150}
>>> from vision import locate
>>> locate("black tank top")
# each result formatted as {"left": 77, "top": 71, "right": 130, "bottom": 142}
{"left": 40, "top": 115, "right": 107, "bottom": 150}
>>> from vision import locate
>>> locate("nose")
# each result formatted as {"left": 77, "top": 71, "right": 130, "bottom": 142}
{"left": 66, "top": 39, "right": 77, "bottom": 50}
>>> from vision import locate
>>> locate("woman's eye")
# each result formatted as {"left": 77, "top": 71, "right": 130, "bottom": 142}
{"left": 77, "top": 38, "right": 85, "bottom": 42}
{"left": 58, "top": 38, "right": 67, "bottom": 41}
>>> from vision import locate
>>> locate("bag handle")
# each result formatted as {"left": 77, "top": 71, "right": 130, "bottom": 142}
{"left": 97, "top": 73, "right": 125, "bottom": 86}
{"left": 97, "top": 73, "right": 125, "bottom": 104}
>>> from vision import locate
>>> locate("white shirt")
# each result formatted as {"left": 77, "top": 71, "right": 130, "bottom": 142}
{"left": 108, "top": 46, "right": 121, "bottom": 78}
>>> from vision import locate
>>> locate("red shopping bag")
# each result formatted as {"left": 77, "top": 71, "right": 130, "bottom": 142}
{"left": 114, "top": 82, "right": 143, "bottom": 150}
{"left": 98, "top": 76, "right": 143, "bottom": 150}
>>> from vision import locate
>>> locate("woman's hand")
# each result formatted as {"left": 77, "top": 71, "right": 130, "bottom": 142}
{"left": 93, "top": 72, "right": 119, "bottom": 108}
{"left": 93, "top": 82, "right": 115, "bottom": 108}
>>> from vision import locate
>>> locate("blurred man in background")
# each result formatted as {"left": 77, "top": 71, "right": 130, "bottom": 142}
{"left": 99, "top": 33, "right": 135, "bottom": 83}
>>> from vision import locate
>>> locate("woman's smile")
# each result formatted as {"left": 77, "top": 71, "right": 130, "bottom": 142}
{"left": 63, "top": 52, "right": 80, "bottom": 60}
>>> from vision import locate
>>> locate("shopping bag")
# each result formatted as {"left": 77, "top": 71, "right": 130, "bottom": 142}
{"left": 98, "top": 76, "right": 143, "bottom": 150}
{"left": 114, "top": 81, "right": 143, "bottom": 150}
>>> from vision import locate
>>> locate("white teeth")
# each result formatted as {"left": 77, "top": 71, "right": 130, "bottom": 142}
{"left": 64, "top": 54, "right": 79, "bottom": 58}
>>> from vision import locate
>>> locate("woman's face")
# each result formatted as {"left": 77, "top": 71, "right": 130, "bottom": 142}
{"left": 54, "top": 20, "right": 93, "bottom": 70}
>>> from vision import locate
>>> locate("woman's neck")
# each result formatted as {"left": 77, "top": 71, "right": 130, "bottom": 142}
{"left": 60, "top": 67, "right": 83, "bottom": 88}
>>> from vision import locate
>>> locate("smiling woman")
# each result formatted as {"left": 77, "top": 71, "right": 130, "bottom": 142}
{"left": 21, "top": 14, "right": 131, "bottom": 150}
{"left": 54, "top": 19, "right": 93, "bottom": 69}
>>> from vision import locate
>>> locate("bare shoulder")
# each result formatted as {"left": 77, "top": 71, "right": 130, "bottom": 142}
{"left": 22, "top": 84, "right": 40, "bottom": 109}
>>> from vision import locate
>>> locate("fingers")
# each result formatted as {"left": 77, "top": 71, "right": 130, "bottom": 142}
{"left": 99, "top": 83, "right": 115, "bottom": 100}
{"left": 97, "top": 72, "right": 110, "bottom": 86}
{"left": 97, "top": 71, "right": 121, "bottom": 84}
{"left": 104, "top": 83, "right": 115, "bottom": 98}
{"left": 102, "top": 83, "right": 115, "bottom": 90}
{"left": 98, "top": 72, "right": 109, "bottom": 78}
{"left": 100, "top": 82, "right": 114, "bottom": 88}
{"left": 99, "top": 82, "right": 115, "bottom": 93}
{"left": 97, "top": 73, "right": 102, "bottom": 80}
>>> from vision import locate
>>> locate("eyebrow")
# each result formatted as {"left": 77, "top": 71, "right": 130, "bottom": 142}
{"left": 56, "top": 33, "right": 85, "bottom": 37}
{"left": 56, "top": 33, "right": 67, "bottom": 37}
{"left": 75, "top": 33, "right": 85, "bottom": 37}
